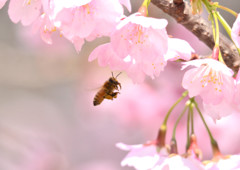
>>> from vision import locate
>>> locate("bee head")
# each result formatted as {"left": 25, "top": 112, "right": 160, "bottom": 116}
{"left": 109, "top": 77, "right": 119, "bottom": 84}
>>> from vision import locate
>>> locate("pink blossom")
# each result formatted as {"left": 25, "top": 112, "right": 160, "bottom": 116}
{"left": 0, "top": 0, "right": 7, "bottom": 9}
{"left": 203, "top": 99, "right": 239, "bottom": 122}
{"left": 88, "top": 43, "right": 130, "bottom": 70}
{"left": 50, "top": 0, "right": 127, "bottom": 52}
{"left": 118, "top": 0, "right": 131, "bottom": 12}
{"left": 234, "top": 69, "right": 240, "bottom": 109}
{"left": 32, "top": 13, "right": 56, "bottom": 44}
{"left": 182, "top": 58, "right": 235, "bottom": 105}
{"left": 152, "top": 155, "right": 205, "bottom": 170}
{"left": 231, "top": 14, "right": 240, "bottom": 48}
{"left": 165, "top": 38, "right": 195, "bottom": 61}
{"left": 8, "top": 0, "right": 42, "bottom": 26}
{"left": 205, "top": 154, "right": 240, "bottom": 170}
{"left": 89, "top": 13, "right": 169, "bottom": 83}
{"left": 116, "top": 142, "right": 169, "bottom": 170}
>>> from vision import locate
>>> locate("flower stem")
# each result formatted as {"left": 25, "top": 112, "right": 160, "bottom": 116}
{"left": 215, "top": 12, "right": 232, "bottom": 40}
{"left": 156, "top": 91, "right": 188, "bottom": 148}
{"left": 186, "top": 106, "right": 191, "bottom": 151}
{"left": 190, "top": 101, "right": 194, "bottom": 134}
{"left": 140, "top": 0, "right": 151, "bottom": 16}
{"left": 212, "top": 11, "right": 220, "bottom": 46}
{"left": 215, "top": 4, "right": 238, "bottom": 17}
{"left": 193, "top": 99, "right": 221, "bottom": 157}
{"left": 163, "top": 91, "right": 188, "bottom": 125}
{"left": 170, "top": 101, "right": 189, "bottom": 154}
{"left": 171, "top": 101, "right": 189, "bottom": 142}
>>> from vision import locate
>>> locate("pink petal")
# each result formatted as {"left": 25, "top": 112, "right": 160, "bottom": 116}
{"left": 203, "top": 99, "right": 239, "bottom": 122}
{"left": 8, "top": 0, "right": 42, "bottom": 26}
{"left": 231, "top": 14, "right": 240, "bottom": 48}
{"left": 165, "top": 38, "right": 195, "bottom": 61}
{"left": 72, "top": 37, "right": 85, "bottom": 53}
{"left": 89, "top": 43, "right": 129, "bottom": 70}
{"left": 117, "top": 143, "right": 160, "bottom": 170}
{"left": 0, "top": 0, "right": 7, "bottom": 9}
{"left": 118, "top": 0, "right": 131, "bottom": 12}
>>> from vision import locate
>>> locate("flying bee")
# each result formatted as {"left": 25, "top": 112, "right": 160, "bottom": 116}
{"left": 93, "top": 72, "right": 122, "bottom": 106}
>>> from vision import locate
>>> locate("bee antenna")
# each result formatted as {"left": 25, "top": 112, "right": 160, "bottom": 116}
{"left": 116, "top": 72, "right": 122, "bottom": 78}
{"left": 111, "top": 72, "right": 114, "bottom": 77}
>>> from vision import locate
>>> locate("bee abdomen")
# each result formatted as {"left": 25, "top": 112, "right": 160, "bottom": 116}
{"left": 93, "top": 93, "right": 104, "bottom": 106}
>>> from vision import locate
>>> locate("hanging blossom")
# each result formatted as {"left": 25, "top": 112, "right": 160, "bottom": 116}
{"left": 152, "top": 154, "right": 205, "bottom": 170}
{"left": 182, "top": 58, "right": 236, "bottom": 121}
{"left": 89, "top": 13, "right": 169, "bottom": 83}
{"left": 153, "top": 134, "right": 205, "bottom": 170}
{"left": 47, "top": 0, "right": 130, "bottom": 52}
{"left": 204, "top": 154, "right": 240, "bottom": 170}
{"left": 182, "top": 58, "right": 235, "bottom": 104}
{"left": 116, "top": 141, "right": 169, "bottom": 170}
{"left": 231, "top": 13, "right": 240, "bottom": 48}
{"left": 203, "top": 99, "right": 239, "bottom": 122}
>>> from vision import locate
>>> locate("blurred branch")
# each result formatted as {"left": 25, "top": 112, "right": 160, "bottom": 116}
{"left": 151, "top": 0, "right": 240, "bottom": 72}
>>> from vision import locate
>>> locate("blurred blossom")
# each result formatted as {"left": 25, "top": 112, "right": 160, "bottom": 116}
{"left": 205, "top": 154, "right": 240, "bottom": 170}
{"left": 116, "top": 141, "right": 168, "bottom": 170}
{"left": 0, "top": 125, "right": 69, "bottom": 170}
{"left": 153, "top": 155, "right": 205, "bottom": 170}
{"left": 231, "top": 13, "right": 240, "bottom": 49}
{"left": 74, "top": 161, "right": 121, "bottom": 170}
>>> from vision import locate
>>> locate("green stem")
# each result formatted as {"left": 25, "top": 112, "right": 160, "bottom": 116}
{"left": 215, "top": 12, "right": 232, "bottom": 39}
{"left": 212, "top": 11, "right": 220, "bottom": 46}
{"left": 215, "top": 4, "right": 238, "bottom": 17}
{"left": 142, "top": 0, "right": 151, "bottom": 7}
{"left": 193, "top": 99, "right": 221, "bottom": 156}
{"left": 171, "top": 102, "right": 189, "bottom": 141}
{"left": 190, "top": 102, "right": 194, "bottom": 134}
{"left": 162, "top": 91, "right": 188, "bottom": 126}
{"left": 186, "top": 106, "right": 191, "bottom": 151}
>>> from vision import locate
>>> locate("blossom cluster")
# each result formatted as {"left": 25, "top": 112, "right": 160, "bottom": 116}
{"left": 0, "top": 0, "right": 131, "bottom": 51}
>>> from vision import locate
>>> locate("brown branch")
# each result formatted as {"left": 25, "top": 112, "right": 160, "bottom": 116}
{"left": 151, "top": 0, "right": 240, "bottom": 72}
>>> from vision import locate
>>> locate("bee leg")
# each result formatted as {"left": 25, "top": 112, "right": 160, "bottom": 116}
{"left": 105, "top": 92, "right": 119, "bottom": 100}
{"left": 111, "top": 92, "right": 120, "bottom": 98}
{"left": 104, "top": 94, "right": 114, "bottom": 100}
{"left": 119, "top": 83, "right": 122, "bottom": 89}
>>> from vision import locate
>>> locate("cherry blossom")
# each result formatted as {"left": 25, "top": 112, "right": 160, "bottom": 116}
{"left": 8, "top": 0, "right": 42, "bottom": 26}
{"left": 89, "top": 13, "right": 169, "bottom": 83}
{"left": 205, "top": 154, "right": 240, "bottom": 170}
{"left": 152, "top": 155, "right": 205, "bottom": 170}
{"left": 231, "top": 14, "right": 240, "bottom": 48}
{"left": 49, "top": 0, "right": 128, "bottom": 52}
{"left": 32, "top": 13, "right": 56, "bottom": 45}
{"left": 182, "top": 58, "right": 235, "bottom": 105}
{"left": 203, "top": 99, "right": 239, "bottom": 122}
{"left": 116, "top": 141, "right": 169, "bottom": 170}
{"left": 165, "top": 38, "right": 195, "bottom": 61}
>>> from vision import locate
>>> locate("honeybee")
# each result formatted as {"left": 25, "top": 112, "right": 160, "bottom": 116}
{"left": 93, "top": 72, "right": 122, "bottom": 106}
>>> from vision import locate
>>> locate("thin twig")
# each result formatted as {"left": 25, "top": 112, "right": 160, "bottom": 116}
{"left": 151, "top": 0, "right": 240, "bottom": 72}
